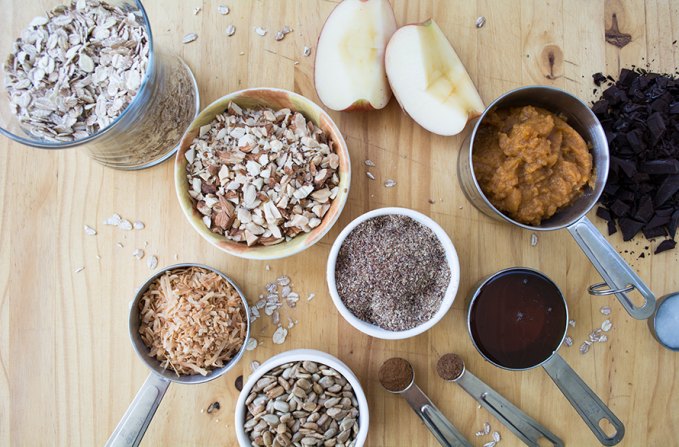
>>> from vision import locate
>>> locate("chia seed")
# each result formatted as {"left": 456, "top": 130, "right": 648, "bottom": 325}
{"left": 335, "top": 214, "right": 451, "bottom": 331}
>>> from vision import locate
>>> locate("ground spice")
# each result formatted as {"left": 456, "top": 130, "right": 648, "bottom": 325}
{"left": 335, "top": 215, "right": 451, "bottom": 331}
{"left": 436, "top": 353, "right": 465, "bottom": 381}
{"left": 378, "top": 357, "right": 414, "bottom": 392}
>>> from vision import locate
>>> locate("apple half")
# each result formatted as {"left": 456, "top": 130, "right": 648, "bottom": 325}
{"left": 314, "top": 0, "right": 397, "bottom": 111}
{"left": 385, "top": 19, "right": 485, "bottom": 136}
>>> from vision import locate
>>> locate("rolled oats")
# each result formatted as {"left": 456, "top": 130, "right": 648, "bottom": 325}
{"left": 183, "top": 32, "right": 198, "bottom": 44}
{"left": 185, "top": 103, "right": 341, "bottom": 247}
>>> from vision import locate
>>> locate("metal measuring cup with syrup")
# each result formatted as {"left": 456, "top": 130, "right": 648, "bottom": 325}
{"left": 106, "top": 263, "right": 250, "bottom": 447}
{"left": 458, "top": 86, "right": 656, "bottom": 320}
{"left": 466, "top": 268, "right": 625, "bottom": 446}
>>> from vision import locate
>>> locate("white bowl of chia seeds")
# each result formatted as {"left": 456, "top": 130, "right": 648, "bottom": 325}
{"left": 235, "top": 349, "right": 369, "bottom": 446}
{"left": 326, "top": 207, "right": 460, "bottom": 340}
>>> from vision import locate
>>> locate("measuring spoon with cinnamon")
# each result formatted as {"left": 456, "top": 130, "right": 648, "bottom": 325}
{"left": 379, "top": 358, "right": 472, "bottom": 447}
{"left": 437, "top": 353, "right": 563, "bottom": 447}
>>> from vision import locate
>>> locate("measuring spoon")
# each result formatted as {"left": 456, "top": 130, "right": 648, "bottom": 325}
{"left": 437, "top": 353, "right": 563, "bottom": 447}
{"left": 379, "top": 358, "right": 472, "bottom": 447}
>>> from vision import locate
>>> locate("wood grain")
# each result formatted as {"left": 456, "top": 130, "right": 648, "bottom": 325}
{"left": 0, "top": 0, "right": 678, "bottom": 446}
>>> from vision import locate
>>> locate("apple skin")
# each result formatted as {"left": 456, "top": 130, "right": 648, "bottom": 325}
{"left": 314, "top": 0, "right": 397, "bottom": 112}
{"left": 385, "top": 18, "right": 485, "bottom": 136}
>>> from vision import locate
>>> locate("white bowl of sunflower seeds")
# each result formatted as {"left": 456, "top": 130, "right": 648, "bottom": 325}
{"left": 235, "top": 349, "right": 369, "bottom": 447}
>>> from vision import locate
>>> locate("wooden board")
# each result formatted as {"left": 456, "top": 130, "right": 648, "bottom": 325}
{"left": 1, "top": 0, "right": 678, "bottom": 445}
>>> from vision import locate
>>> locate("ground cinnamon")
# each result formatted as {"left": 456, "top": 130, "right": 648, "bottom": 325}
{"left": 436, "top": 353, "right": 464, "bottom": 381}
{"left": 378, "top": 357, "right": 414, "bottom": 392}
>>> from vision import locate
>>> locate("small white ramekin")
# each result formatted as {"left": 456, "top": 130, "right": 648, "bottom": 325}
{"left": 326, "top": 207, "right": 460, "bottom": 340}
{"left": 235, "top": 349, "right": 369, "bottom": 446}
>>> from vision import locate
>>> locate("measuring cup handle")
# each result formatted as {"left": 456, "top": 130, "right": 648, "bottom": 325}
{"left": 457, "top": 372, "right": 564, "bottom": 447}
{"left": 542, "top": 354, "right": 624, "bottom": 446}
{"left": 105, "top": 373, "right": 170, "bottom": 447}
{"left": 567, "top": 216, "right": 656, "bottom": 319}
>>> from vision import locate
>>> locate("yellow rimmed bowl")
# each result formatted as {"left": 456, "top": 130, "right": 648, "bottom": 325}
{"left": 175, "top": 88, "right": 351, "bottom": 260}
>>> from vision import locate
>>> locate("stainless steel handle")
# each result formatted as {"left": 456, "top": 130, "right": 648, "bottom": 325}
{"left": 457, "top": 372, "right": 563, "bottom": 447}
{"left": 567, "top": 216, "right": 656, "bottom": 319}
{"left": 401, "top": 384, "right": 473, "bottom": 447}
{"left": 105, "top": 373, "right": 171, "bottom": 447}
{"left": 542, "top": 354, "right": 624, "bottom": 446}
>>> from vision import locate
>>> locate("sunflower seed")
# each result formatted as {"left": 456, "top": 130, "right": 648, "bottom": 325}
{"left": 275, "top": 31, "right": 285, "bottom": 41}
{"left": 530, "top": 233, "right": 538, "bottom": 246}
{"left": 384, "top": 179, "right": 397, "bottom": 188}
{"left": 476, "top": 16, "right": 486, "bottom": 28}
{"left": 493, "top": 431, "right": 501, "bottom": 442}
{"left": 569, "top": 319, "right": 576, "bottom": 327}
{"left": 255, "top": 27, "right": 267, "bottom": 36}
{"left": 132, "top": 249, "right": 145, "bottom": 260}
{"left": 564, "top": 335, "right": 573, "bottom": 347}
{"left": 484, "top": 422, "right": 491, "bottom": 435}
{"left": 133, "top": 220, "right": 145, "bottom": 230}
{"left": 84, "top": 225, "right": 97, "bottom": 236}
{"left": 366, "top": 172, "right": 376, "bottom": 180}
{"left": 579, "top": 341, "right": 591, "bottom": 354}
{"left": 183, "top": 32, "right": 198, "bottom": 44}
{"left": 217, "top": 5, "right": 230, "bottom": 15}
{"left": 225, "top": 25, "right": 236, "bottom": 36}
{"left": 303, "top": 46, "right": 311, "bottom": 57}
{"left": 364, "top": 159, "right": 376, "bottom": 167}
{"left": 600, "top": 306, "right": 611, "bottom": 315}
{"left": 483, "top": 442, "right": 496, "bottom": 447}
{"left": 146, "top": 255, "right": 158, "bottom": 270}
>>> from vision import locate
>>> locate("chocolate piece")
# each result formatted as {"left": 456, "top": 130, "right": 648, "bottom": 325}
{"left": 642, "top": 226, "right": 667, "bottom": 239}
{"left": 619, "top": 218, "right": 645, "bottom": 241}
{"left": 655, "top": 239, "right": 677, "bottom": 254}
{"left": 641, "top": 159, "right": 679, "bottom": 174}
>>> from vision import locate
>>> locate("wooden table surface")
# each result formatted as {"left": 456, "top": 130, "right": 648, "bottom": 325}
{"left": 1, "top": 0, "right": 678, "bottom": 445}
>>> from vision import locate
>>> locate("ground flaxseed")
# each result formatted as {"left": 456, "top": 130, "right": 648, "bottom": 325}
{"left": 335, "top": 214, "right": 451, "bottom": 331}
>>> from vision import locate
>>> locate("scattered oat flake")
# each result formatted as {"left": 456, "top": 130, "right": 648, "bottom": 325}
{"left": 277, "top": 276, "right": 291, "bottom": 286}
{"left": 287, "top": 317, "right": 295, "bottom": 329}
{"left": 476, "top": 16, "right": 486, "bottom": 28}
{"left": 104, "top": 213, "right": 123, "bottom": 226}
{"left": 303, "top": 46, "right": 311, "bottom": 57}
{"left": 183, "top": 33, "right": 198, "bottom": 44}
{"left": 133, "top": 221, "right": 145, "bottom": 230}
{"left": 272, "top": 326, "right": 288, "bottom": 344}
{"left": 265, "top": 264, "right": 271, "bottom": 271}
{"left": 192, "top": 7, "right": 201, "bottom": 15}
{"left": 564, "top": 335, "right": 573, "bottom": 347}
{"left": 217, "top": 5, "right": 229, "bottom": 15}
{"left": 74, "top": 266, "right": 85, "bottom": 273}
{"left": 119, "top": 220, "right": 133, "bottom": 231}
{"left": 568, "top": 319, "right": 576, "bottom": 328}
{"left": 275, "top": 31, "right": 285, "bottom": 41}
{"left": 116, "top": 242, "right": 124, "bottom": 248}
{"left": 493, "top": 432, "right": 501, "bottom": 442}
{"left": 133, "top": 249, "right": 145, "bottom": 260}
{"left": 225, "top": 25, "right": 236, "bottom": 36}
{"left": 601, "top": 319, "right": 612, "bottom": 332}
{"left": 475, "top": 431, "right": 485, "bottom": 437}
{"left": 84, "top": 225, "right": 97, "bottom": 236}
{"left": 484, "top": 422, "right": 491, "bottom": 435}
{"left": 96, "top": 255, "right": 101, "bottom": 261}
{"left": 245, "top": 338, "right": 258, "bottom": 351}
{"left": 239, "top": 51, "right": 245, "bottom": 56}
{"left": 580, "top": 341, "right": 591, "bottom": 354}
{"left": 600, "top": 306, "right": 612, "bottom": 315}
{"left": 255, "top": 27, "right": 267, "bottom": 36}
{"left": 530, "top": 233, "right": 538, "bottom": 246}
{"left": 147, "top": 255, "right": 158, "bottom": 270}
{"left": 366, "top": 172, "right": 376, "bottom": 180}
{"left": 483, "top": 442, "right": 496, "bottom": 447}
{"left": 384, "top": 179, "right": 397, "bottom": 188}
{"left": 599, "top": 334, "right": 608, "bottom": 343}
{"left": 364, "top": 159, "right": 376, "bottom": 167}
{"left": 307, "top": 293, "right": 315, "bottom": 301}
{"left": 250, "top": 361, "right": 260, "bottom": 372}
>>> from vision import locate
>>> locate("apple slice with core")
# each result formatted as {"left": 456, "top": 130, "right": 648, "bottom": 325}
{"left": 314, "top": 0, "right": 397, "bottom": 111}
{"left": 385, "top": 19, "right": 485, "bottom": 136}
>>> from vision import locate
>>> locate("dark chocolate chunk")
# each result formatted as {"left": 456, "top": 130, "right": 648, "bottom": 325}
{"left": 655, "top": 239, "right": 677, "bottom": 254}
{"left": 593, "top": 72, "right": 607, "bottom": 86}
{"left": 654, "top": 175, "right": 679, "bottom": 207}
{"left": 596, "top": 207, "right": 612, "bottom": 221}
{"left": 611, "top": 199, "right": 631, "bottom": 217}
{"left": 619, "top": 218, "right": 645, "bottom": 241}
{"left": 607, "top": 219, "right": 618, "bottom": 236}
{"left": 642, "top": 226, "right": 666, "bottom": 239}
{"left": 633, "top": 196, "right": 653, "bottom": 222}
{"left": 640, "top": 159, "right": 679, "bottom": 175}
{"left": 645, "top": 214, "right": 671, "bottom": 229}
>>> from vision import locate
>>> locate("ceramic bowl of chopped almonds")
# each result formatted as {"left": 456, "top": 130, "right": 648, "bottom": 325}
{"left": 175, "top": 87, "right": 351, "bottom": 260}
{"left": 235, "top": 349, "right": 369, "bottom": 447}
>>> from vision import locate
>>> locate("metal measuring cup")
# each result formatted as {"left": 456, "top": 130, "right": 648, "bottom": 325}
{"left": 437, "top": 353, "right": 563, "bottom": 447}
{"left": 466, "top": 268, "right": 624, "bottom": 446}
{"left": 106, "top": 263, "right": 250, "bottom": 447}
{"left": 458, "top": 86, "right": 656, "bottom": 320}
{"left": 379, "top": 358, "right": 472, "bottom": 447}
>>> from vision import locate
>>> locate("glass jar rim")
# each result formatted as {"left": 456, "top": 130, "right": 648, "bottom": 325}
{"left": 0, "top": 0, "right": 155, "bottom": 149}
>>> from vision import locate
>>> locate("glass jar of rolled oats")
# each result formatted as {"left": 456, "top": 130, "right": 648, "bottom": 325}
{"left": 0, "top": 0, "right": 199, "bottom": 170}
